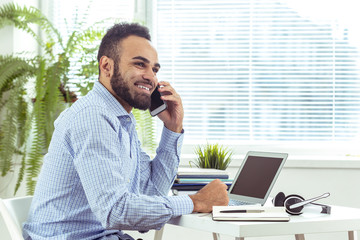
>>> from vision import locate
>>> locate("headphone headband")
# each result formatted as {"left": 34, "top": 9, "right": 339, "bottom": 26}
{"left": 273, "top": 192, "right": 331, "bottom": 215}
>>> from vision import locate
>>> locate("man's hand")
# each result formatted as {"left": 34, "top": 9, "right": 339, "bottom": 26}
{"left": 189, "top": 179, "right": 229, "bottom": 213}
{"left": 157, "top": 81, "right": 184, "bottom": 133}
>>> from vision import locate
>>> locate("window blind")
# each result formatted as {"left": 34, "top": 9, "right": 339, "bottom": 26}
{"left": 154, "top": 0, "right": 360, "bottom": 143}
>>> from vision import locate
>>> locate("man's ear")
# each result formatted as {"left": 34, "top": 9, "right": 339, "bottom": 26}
{"left": 99, "top": 56, "right": 114, "bottom": 79}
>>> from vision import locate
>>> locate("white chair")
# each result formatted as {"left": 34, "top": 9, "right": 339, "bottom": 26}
{"left": 0, "top": 196, "right": 166, "bottom": 240}
{"left": 0, "top": 196, "right": 33, "bottom": 240}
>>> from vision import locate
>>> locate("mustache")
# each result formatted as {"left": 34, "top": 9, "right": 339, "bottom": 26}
{"left": 134, "top": 80, "right": 155, "bottom": 90}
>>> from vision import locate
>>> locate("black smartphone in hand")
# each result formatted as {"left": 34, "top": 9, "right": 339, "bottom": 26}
{"left": 149, "top": 86, "right": 167, "bottom": 117}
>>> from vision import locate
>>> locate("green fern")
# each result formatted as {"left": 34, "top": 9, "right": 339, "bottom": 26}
{"left": 133, "top": 109, "right": 157, "bottom": 156}
{"left": 0, "top": 55, "right": 35, "bottom": 93}
{"left": 26, "top": 66, "right": 47, "bottom": 193}
{"left": 14, "top": 153, "right": 26, "bottom": 194}
{"left": 0, "top": 84, "right": 27, "bottom": 175}
{"left": 74, "top": 25, "right": 106, "bottom": 95}
{"left": 0, "top": 3, "right": 109, "bottom": 194}
{"left": 0, "top": 93, "right": 18, "bottom": 175}
{"left": 15, "top": 87, "right": 30, "bottom": 148}
{"left": 0, "top": 56, "right": 33, "bottom": 177}
{"left": 14, "top": 90, "right": 32, "bottom": 194}
{"left": 0, "top": 3, "right": 62, "bottom": 52}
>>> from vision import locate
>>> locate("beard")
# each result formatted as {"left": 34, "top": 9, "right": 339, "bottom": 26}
{"left": 110, "top": 64, "right": 151, "bottom": 110}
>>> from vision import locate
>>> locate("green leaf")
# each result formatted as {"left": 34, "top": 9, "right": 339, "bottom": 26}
{"left": 0, "top": 2, "right": 109, "bottom": 195}
{"left": 133, "top": 109, "right": 156, "bottom": 156}
{"left": 192, "top": 143, "right": 233, "bottom": 170}
{"left": 0, "top": 3, "right": 62, "bottom": 50}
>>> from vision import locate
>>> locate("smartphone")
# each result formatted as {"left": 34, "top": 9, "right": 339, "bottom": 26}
{"left": 149, "top": 86, "right": 167, "bottom": 117}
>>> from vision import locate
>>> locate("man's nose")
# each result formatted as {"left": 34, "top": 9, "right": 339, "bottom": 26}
{"left": 143, "top": 67, "right": 157, "bottom": 82}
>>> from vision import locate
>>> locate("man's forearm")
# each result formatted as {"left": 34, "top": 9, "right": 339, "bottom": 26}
{"left": 146, "top": 127, "right": 183, "bottom": 195}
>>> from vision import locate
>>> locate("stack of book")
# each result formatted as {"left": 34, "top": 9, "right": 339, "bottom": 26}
{"left": 171, "top": 167, "right": 232, "bottom": 195}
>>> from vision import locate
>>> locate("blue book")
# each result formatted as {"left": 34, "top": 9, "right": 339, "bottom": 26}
{"left": 172, "top": 182, "right": 232, "bottom": 191}
{"left": 175, "top": 178, "right": 233, "bottom": 183}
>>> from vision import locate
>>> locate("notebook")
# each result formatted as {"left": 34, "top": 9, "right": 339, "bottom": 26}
{"left": 228, "top": 151, "right": 288, "bottom": 206}
{"left": 212, "top": 205, "right": 290, "bottom": 222}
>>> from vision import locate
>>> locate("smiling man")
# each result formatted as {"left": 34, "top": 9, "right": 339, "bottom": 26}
{"left": 23, "top": 23, "right": 228, "bottom": 240}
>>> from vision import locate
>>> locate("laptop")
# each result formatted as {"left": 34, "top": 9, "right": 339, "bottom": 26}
{"left": 228, "top": 151, "right": 288, "bottom": 206}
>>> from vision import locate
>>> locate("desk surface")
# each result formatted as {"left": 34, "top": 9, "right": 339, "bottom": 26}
{"left": 167, "top": 206, "right": 360, "bottom": 238}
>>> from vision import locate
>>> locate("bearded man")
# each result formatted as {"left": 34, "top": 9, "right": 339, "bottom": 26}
{"left": 23, "top": 22, "right": 228, "bottom": 240}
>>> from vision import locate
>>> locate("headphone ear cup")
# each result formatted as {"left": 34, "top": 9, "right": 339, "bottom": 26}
{"left": 283, "top": 194, "right": 305, "bottom": 215}
{"left": 273, "top": 192, "right": 286, "bottom": 206}
{"left": 284, "top": 194, "right": 304, "bottom": 202}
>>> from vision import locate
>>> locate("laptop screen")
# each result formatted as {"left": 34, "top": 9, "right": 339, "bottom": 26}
{"left": 228, "top": 151, "right": 288, "bottom": 205}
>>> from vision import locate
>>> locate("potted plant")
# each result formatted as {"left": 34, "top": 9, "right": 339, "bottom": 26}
{"left": 0, "top": 3, "right": 104, "bottom": 194}
{"left": 192, "top": 143, "right": 233, "bottom": 170}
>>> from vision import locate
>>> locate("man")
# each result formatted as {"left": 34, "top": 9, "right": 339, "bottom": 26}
{"left": 23, "top": 22, "right": 229, "bottom": 240}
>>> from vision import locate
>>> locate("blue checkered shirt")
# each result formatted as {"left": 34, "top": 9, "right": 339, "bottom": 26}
{"left": 23, "top": 81, "right": 193, "bottom": 240}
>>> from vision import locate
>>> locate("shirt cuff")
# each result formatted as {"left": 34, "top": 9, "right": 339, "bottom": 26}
{"left": 167, "top": 195, "right": 194, "bottom": 216}
{"left": 158, "top": 126, "right": 184, "bottom": 157}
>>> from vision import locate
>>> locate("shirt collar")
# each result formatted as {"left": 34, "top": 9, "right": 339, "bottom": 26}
{"left": 92, "top": 81, "right": 133, "bottom": 119}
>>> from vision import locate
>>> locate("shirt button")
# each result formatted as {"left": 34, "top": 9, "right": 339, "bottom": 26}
{"left": 127, "top": 179, "right": 130, "bottom": 183}
{"left": 127, "top": 118, "right": 130, "bottom": 122}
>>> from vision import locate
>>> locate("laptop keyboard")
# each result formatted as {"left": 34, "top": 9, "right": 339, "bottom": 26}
{"left": 228, "top": 199, "right": 253, "bottom": 206}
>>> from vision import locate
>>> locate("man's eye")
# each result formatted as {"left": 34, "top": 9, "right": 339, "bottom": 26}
{"left": 153, "top": 68, "right": 159, "bottom": 74}
{"left": 135, "top": 62, "right": 145, "bottom": 67}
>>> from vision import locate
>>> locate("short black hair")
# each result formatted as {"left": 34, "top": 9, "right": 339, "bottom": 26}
{"left": 97, "top": 22, "right": 151, "bottom": 66}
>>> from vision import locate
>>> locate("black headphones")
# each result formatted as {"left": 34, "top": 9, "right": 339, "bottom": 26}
{"left": 273, "top": 192, "right": 331, "bottom": 215}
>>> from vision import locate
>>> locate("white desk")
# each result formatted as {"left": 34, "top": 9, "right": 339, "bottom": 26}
{"left": 155, "top": 206, "right": 360, "bottom": 240}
